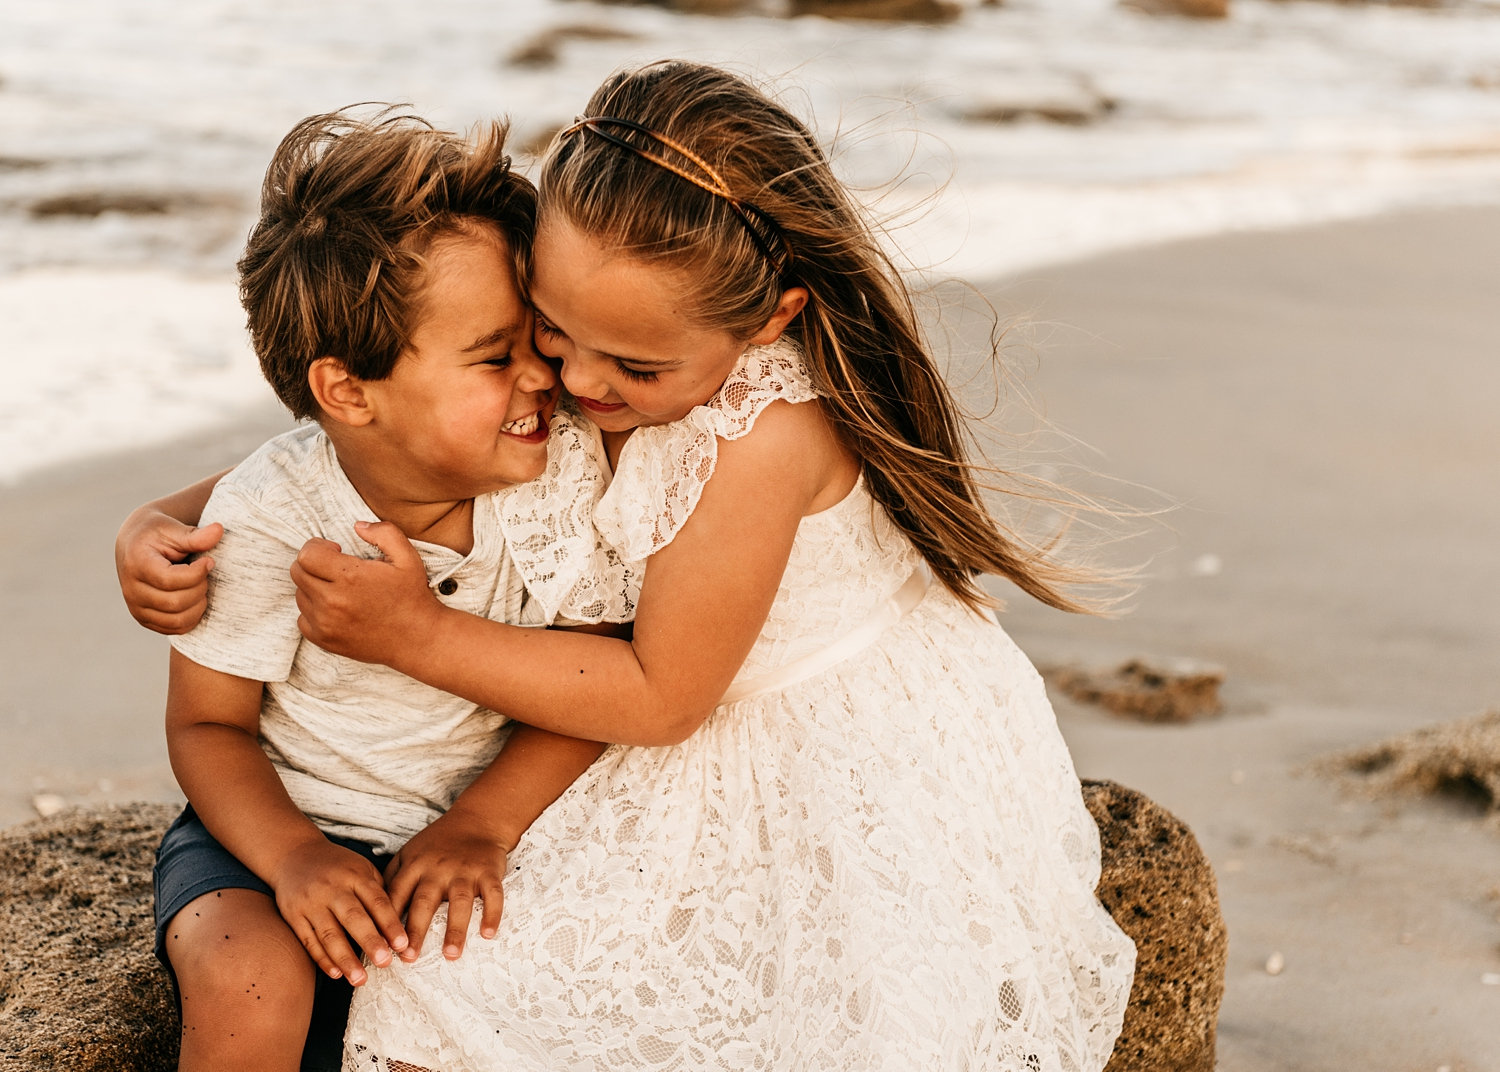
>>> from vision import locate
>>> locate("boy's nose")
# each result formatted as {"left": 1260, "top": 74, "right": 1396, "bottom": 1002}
{"left": 516, "top": 349, "right": 557, "bottom": 392}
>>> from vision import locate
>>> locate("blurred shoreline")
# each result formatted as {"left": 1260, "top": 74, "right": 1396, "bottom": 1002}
{"left": 6, "top": 0, "right": 1500, "bottom": 485}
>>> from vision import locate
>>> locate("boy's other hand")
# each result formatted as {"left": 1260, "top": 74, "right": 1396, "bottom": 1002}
{"left": 270, "top": 837, "right": 409, "bottom": 986}
{"left": 383, "top": 807, "right": 510, "bottom": 962}
{"left": 114, "top": 510, "right": 223, "bottom": 634}
{"left": 293, "top": 523, "right": 442, "bottom": 669}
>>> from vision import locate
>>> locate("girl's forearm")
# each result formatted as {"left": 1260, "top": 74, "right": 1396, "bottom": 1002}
{"left": 149, "top": 469, "right": 232, "bottom": 526}
{"left": 393, "top": 607, "right": 707, "bottom": 747}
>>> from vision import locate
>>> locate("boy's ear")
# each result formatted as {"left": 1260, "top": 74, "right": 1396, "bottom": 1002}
{"left": 308, "top": 357, "right": 375, "bottom": 427}
{"left": 747, "top": 286, "right": 809, "bottom": 346}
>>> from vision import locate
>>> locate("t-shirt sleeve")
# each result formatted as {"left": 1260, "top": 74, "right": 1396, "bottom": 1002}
{"left": 170, "top": 480, "right": 311, "bottom": 683}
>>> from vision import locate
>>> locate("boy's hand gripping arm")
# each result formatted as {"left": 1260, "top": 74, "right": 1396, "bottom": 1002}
{"left": 115, "top": 471, "right": 230, "bottom": 633}
{"left": 382, "top": 719, "right": 608, "bottom": 961}
{"left": 165, "top": 648, "right": 409, "bottom": 983}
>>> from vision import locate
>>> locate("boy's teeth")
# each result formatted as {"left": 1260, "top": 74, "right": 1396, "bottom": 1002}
{"left": 502, "top": 413, "right": 539, "bottom": 435}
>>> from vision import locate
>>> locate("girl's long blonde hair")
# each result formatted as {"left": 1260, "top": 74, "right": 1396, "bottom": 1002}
{"left": 540, "top": 61, "right": 1106, "bottom": 614}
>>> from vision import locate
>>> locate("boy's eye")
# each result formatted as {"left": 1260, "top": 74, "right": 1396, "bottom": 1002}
{"left": 483, "top": 355, "right": 513, "bottom": 368}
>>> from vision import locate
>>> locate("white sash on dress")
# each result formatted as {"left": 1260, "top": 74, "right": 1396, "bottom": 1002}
{"left": 719, "top": 567, "right": 930, "bottom": 704}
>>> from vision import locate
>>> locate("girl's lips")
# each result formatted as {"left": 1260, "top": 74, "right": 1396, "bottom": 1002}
{"left": 575, "top": 396, "right": 628, "bottom": 415}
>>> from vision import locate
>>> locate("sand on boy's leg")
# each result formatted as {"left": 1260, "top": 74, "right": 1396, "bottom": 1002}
{"left": 165, "top": 888, "right": 315, "bottom": 1071}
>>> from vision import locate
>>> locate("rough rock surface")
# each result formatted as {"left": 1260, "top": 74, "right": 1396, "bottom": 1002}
{"left": 1084, "top": 779, "right": 1228, "bottom": 1072}
{"left": 1, "top": 791, "right": 1223, "bottom": 1070}
{"left": 0, "top": 803, "right": 181, "bottom": 1072}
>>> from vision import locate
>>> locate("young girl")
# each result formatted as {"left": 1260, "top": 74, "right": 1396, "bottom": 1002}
{"left": 121, "top": 62, "right": 1133, "bottom": 1070}
{"left": 292, "top": 61, "right": 1137, "bottom": 1071}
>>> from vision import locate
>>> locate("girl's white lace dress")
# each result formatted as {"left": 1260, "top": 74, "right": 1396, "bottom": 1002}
{"left": 342, "top": 342, "right": 1135, "bottom": 1072}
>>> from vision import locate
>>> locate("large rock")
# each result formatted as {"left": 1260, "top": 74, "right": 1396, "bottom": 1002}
{"left": 2, "top": 792, "right": 1223, "bottom": 1069}
{"left": 1084, "top": 779, "right": 1227, "bottom": 1072}
{"left": 0, "top": 802, "right": 180, "bottom": 1072}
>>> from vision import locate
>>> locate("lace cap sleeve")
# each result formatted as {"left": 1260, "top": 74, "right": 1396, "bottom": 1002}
{"left": 498, "top": 406, "right": 639, "bottom": 624}
{"left": 594, "top": 338, "right": 819, "bottom": 562}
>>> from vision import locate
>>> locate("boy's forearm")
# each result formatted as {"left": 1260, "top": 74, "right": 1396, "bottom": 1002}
{"left": 167, "top": 720, "right": 324, "bottom": 883}
{"left": 444, "top": 723, "right": 607, "bottom": 851}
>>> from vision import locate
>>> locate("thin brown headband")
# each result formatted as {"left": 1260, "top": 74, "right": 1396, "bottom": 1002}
{"left": 560, "top": 115, "right": 793, "bottom": 277}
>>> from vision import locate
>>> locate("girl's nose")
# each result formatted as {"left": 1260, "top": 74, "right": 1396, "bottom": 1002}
{"left": 559, "top": 354, "right": 608, "bottom": 402}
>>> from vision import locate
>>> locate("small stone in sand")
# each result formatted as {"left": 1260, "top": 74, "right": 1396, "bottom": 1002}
{"left": 1264, "top": 951, "right": 1285, "bottom": 976}
{"left": 1316, "top": 709, "right": 1500, "bottom": 828}
{"left": 30, "top": 792, "right": 67, "bottom": 818}
{"left": 1045, "top": 659, "right": 1224, "bottom": 723}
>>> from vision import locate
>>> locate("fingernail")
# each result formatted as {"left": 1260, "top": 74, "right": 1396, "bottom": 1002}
{"left": 392, "top": 935, "right": 409, "bottom": 951}
{"left": 400, "top": 947, "right": 418, "bottom": 962}
{"left": 481, "top": 927, "right": 496, "bottom": 939}
{"left": 328, "top": 968, "right": 342, "bottom": 979}
{"left": 444, "top": 944, "right": 460, "bottom": 960}
{"left": 350, "top": 969, "right": 367, "bottom": 986}
{"left": 372, "top": 948, "right": 391, "bottom": 966}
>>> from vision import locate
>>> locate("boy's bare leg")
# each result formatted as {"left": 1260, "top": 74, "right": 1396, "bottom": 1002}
{"left": 165, "top": 888, "right": 317, "bottom": 1072}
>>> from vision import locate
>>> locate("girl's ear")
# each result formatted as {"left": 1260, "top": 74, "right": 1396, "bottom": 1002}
{"left": 308, "top": 357, "right": 375, "bottom": 427}
{"left": 748, "top": 286, "right": 809, "bottom": 346}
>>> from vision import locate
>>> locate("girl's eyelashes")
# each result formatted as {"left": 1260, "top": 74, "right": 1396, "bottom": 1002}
{"left": 534, "top": 317, "right": 565, "bottom": 340}
{"left": 613, "top": 361, "right": 660, "bottom": 384}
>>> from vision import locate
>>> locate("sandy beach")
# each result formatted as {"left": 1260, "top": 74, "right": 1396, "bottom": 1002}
{"left": 3, "top": 205, "right": 1497, "bottom": 1070}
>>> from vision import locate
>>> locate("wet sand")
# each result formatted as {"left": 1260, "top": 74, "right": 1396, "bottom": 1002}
{"left": 3, "top": 205, "right": 1497, "bottom": 1070}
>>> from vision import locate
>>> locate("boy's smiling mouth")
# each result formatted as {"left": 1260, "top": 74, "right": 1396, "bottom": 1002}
{"left": 501, "top": 411, "right": 546, "bottom": 438}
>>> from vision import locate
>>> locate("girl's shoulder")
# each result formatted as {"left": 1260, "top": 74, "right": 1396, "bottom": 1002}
{"left": 595, "top": 339, "right": 824, "bottom": 562}
{"left": 698, "top": 337, "right": 820, "bottom": 442}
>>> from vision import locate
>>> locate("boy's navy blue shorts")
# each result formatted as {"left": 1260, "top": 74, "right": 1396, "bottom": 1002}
{"left": 153, "top": 805, "right": 392, "bottom": 1071}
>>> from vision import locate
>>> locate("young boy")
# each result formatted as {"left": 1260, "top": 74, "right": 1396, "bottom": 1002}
{"left": 147, "top": 109, "right": 621, "bottom": 1072}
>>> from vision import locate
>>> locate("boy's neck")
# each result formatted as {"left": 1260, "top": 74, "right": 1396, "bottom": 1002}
{"left": 326, "top": 433, "right": 476, "bottom": 555}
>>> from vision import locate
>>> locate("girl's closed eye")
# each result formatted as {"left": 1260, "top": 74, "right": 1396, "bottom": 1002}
{"left": 534, "top": 316, "right": 565, "bottom": 340}
{"left": 612, "top": 360, "right": 659, "bottom": 383}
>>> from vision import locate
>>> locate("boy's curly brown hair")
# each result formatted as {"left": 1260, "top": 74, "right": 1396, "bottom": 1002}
{"left": 239, "top": 106, "right": 536, "bottom": 420}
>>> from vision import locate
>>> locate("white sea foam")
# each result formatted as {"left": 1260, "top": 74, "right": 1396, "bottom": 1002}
{"left": 2, "top": 0, "right": 1499, "bottom": 483}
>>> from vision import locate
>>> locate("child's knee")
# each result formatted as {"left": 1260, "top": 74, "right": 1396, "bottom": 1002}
{"left": 167, "top": 889, "right": 316, "bottom": 1017}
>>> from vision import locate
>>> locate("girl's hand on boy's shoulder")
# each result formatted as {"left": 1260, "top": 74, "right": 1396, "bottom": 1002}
{"left": 269, "top": 836, "right": 408, "bottom": 986}
{"left": 292, "top": 524, "right": 442, "bottom": 670}
{"left": 114, "top": 510, "right": 223, "bottom": 634}
{"left": 383, "top": 808, "right": 510, "bottom": 962}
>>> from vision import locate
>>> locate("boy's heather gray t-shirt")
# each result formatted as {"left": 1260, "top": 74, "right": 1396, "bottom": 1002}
{"left": 171, "top": 423, "right": 548, "bottom": 854}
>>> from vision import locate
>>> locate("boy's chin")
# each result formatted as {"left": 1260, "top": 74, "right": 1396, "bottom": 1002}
{"left": 486, "top": 456, "right": 550, "bottom": 491}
